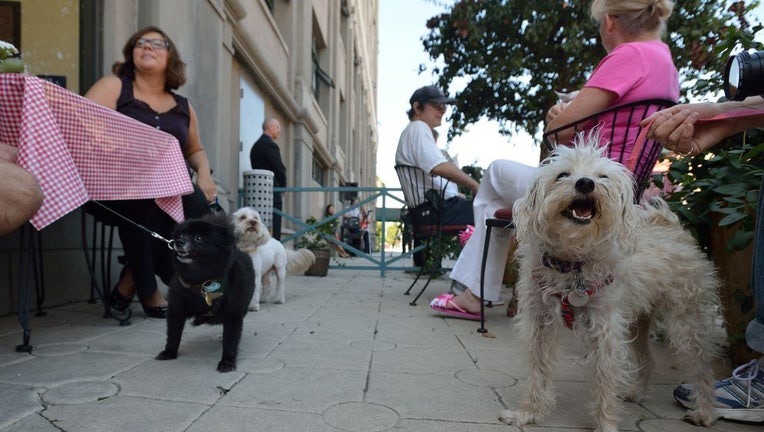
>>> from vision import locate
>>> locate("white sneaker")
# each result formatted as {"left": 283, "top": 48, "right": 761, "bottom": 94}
{"left": 673, "top": 358, "right": 764, "bottom": 423}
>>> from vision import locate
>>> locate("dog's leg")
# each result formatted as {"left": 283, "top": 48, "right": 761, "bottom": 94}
{"left": 249, "top": 256, "right": 262, "bottom": 311}
{"left": 500, "top": 293, "right": 559, "bottom": 426}
{"left": 275, "top": 265, "right": 286, "bottom": 304}
{"left": 156, "top": 307, "right": 186, "bottom": 361}
{"left": 663, "top": 299, "right": 718, "bottom": 426}
{"left": 624, "top": 313, "right": 652, "bottom": 402}
{"left": 588, "top": 309, "right": 629, "bottom": 432}
{"left": 218, "top": 315, "right": 244, "bottom": 372}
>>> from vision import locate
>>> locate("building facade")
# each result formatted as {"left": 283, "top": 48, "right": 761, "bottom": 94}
{"left": 0, "top": 0, "right": 378, "bottom": 313}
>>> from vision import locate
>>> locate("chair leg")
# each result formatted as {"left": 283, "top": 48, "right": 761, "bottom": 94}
{"left": 404, "top": 237, "right": 429, "bottom": 296}
{"left": 407, "top": 236, "right": 434, "bottom": 304}
{"left": 32, "top": 230, "right": 46, "bottom": 317}
{"left": 478, "top": 225, "right": 493, "bottom": 333}
{"left": 411, "top": 231, "right": 444, "bottom": 306}
{"left": 16, "top": 224, "right": 34, "bottom": 353}
{"left": 81, "top": 211, "right": 111, "bottom": 318}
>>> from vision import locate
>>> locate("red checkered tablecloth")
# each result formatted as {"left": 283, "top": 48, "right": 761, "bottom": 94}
{"left": 0, "top": 74, "right": 193, "bottom": 230}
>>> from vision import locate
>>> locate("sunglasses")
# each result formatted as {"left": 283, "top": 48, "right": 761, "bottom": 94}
{"left": 134, "top": 38, "right": 169, "bottom": 50}
{"left": 429, "top": 102, "right": 447, "bottom": 111}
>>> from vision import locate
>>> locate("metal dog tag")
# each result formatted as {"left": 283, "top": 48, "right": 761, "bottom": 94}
{"left": 567, "top": 272, "right": 589, "bottom": 307}
{"left": 567, "top": 290, "right": 589, "bottom": 307}
{"left": 204, "top": 281, "right": 221, "bottom": 292}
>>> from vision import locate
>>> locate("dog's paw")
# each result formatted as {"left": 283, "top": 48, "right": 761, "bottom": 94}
{"left": 155, "top": 350, "right": 178, "bottom": 361}
{"left": 498, "top": 409, "right": 534, "bottom": 426}
{"left": 217, "top": 359, "right": 236, "bottom": 373}
{"left": 248, "top": 303, "right": 259, "bottom": 311}
{"left": 683, "top": 409, "right": 717, "bottom": 427}
{"left": 621, "top": 389, "right": 646, "bottom": 403}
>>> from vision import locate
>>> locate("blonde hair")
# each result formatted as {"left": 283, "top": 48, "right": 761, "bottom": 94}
{"left": 590, "top": 0, "right": 673, "bottom": 36}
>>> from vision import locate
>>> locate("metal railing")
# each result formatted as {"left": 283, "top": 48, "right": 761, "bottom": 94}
{"left": 267, "top": 186, "right": 426, "bottom": 277}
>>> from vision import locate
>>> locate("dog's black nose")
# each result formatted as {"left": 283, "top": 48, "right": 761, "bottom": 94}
{"left": 575, "top": 177, "right": 595, "bottom": 194}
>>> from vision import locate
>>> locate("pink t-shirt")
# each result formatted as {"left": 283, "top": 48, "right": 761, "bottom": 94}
{"left": 584, "top": 40, "right": 679, "bottom": 162}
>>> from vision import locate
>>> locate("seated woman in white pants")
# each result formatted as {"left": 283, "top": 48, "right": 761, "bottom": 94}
{"left": 430, "top": 160, "right": 535, "bottom": 317}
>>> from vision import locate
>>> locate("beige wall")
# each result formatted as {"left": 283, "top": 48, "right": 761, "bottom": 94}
{"left": 0, "top": 0, "right": 379, "bottom": 315}
{"left": 16, "top": 0, "right": 80, "bottom": 92}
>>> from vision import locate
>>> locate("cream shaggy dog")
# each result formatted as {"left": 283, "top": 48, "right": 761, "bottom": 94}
{"left": 232, "top": 207, "right": 315, "bottom": 311}
{"left": 500, "top": 138, "right": 721, "bottom": 432}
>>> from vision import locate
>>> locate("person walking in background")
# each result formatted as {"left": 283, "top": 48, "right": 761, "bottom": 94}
{"left": 324, "top": 204, "right": 350, "bottom": 258}
{"left": 250, "top": 118, "right": 287, "bottom": 239}
{"left": 85, "top": 26, "right": 214, "bottom": 318}
{"left": 643, "top": 97, "right": 764, "bottom": 423}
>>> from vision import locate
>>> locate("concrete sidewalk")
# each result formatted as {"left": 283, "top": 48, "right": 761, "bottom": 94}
{"left": 0, "top": 267, "right": 755, "bottom": 432}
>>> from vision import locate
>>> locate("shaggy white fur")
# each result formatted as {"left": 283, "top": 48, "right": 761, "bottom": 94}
{"left": 232, "top": 207, "right": 316, "bottom": 311}
{"left": 500, "top": 136, "right": 721, "bottom": 432}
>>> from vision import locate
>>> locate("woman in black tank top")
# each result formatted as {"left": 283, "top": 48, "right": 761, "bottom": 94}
{"left": 84, "top": 26, "right": 214, "bottom": 319}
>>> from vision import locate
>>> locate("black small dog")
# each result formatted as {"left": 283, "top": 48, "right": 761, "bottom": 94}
{"left": 156, "top": 214, "right": 255, "bottom": 372}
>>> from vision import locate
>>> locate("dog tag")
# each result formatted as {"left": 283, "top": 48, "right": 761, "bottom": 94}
{"left": 204, "top": 281, "right": 221, "bottom": 292}
{"left": 567, "top": 290, "right": 589, "bottom": 307}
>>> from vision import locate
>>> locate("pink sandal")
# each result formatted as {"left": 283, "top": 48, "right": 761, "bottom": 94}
{"left": 429, "top": 293, "right": 481, "bottom": 321}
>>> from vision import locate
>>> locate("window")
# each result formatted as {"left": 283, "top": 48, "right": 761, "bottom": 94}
{"left": 0, "top": 1, "right": 21, "bottom": 50}
{"left": 312, "top": 153, "right": 326, "bottom": 186}
{"left": 311, "top": 34, "right": 334, "bottom": 100}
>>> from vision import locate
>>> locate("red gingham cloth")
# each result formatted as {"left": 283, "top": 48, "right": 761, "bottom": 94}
{"left": 0, "top": 74, "right": 193, "bottom": 230}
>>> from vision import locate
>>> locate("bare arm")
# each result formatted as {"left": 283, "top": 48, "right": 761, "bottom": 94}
{"left": 84, "top": 76, "right": 122, "bottom": 110}
{"left": 185, "top": 103, "right": 217, "bottom": 202}
{"left": 544, "top": 87, "right": 617, "bottom": 144}
{"left": 431, "top": 162, "right": 479, "bottom": 196}
{"left": 0, "top": 158, "right": 43, "bottom": 235}
{"left": 0, "top": 141, "right": 18, "bottom": 163}
{"left": 641, "top": 97, "right": 764, "bottom": 156}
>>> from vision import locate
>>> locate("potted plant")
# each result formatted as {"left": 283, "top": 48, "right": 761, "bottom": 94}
{"left": 0, "top": 41, "right": 24, "bottom": 73}
{"left": 657, "top": 126, "right": 764, "bottom": 365}
{"left": 295, "top": 215, "right": 336, "bottom": 277}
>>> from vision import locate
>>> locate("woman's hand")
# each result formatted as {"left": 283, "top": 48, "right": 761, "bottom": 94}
{"left": 641, "top": 102, "right": 738, "bottom": 156}
{"left": 196, "top": 170, "right": 217, "bottom": 203}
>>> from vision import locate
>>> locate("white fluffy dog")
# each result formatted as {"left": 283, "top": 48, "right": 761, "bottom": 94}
{"left": 500, "top": 138, "right": 721, "bottom": 432}
{"left": 232, "top": 207, "right": 316, "bottom": 311}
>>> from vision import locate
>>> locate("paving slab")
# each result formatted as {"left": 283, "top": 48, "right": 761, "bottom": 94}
{"left": 0, "top": 266, "right": 749, "bottom": 432}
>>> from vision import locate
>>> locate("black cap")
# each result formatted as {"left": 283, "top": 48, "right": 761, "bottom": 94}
{"left": 409, "top": 85, "right": 456, "bottom": 105}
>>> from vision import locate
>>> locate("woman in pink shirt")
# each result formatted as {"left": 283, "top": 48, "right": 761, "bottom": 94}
{"left": 433, "top": 0, "right": 680, "bottom": 320}
{"left": 546, "top": 0, "right": 679, "bottom": 160}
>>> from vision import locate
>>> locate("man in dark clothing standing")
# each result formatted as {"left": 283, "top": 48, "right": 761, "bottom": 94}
{"left": 249, "top": 118, "right": 286, "bottom": 239}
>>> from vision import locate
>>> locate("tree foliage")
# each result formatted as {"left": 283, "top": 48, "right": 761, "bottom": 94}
{"left": 422, "top": 0, "right": 763, "bottom": 140}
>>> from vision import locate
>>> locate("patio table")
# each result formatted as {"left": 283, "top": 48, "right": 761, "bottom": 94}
{"left": 0, "top": 73, "right": 193, "bottom": 351}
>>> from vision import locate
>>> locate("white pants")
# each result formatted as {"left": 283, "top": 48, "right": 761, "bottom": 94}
{"left": 450, "top": 159, "right": 536, "bottom": 301}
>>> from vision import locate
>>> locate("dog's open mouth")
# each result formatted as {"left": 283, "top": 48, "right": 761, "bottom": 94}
{"left": 172, "top": 246, "right": 194, "bottom": 263}
{"left": 562, "top": 197, "right": 596, "bottom": 224}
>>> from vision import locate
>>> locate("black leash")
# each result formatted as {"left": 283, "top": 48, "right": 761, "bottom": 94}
{"left": 89, "top": 200, "right": 176, "bottom": 250}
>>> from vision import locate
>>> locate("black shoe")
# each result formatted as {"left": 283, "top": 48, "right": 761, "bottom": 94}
{"left": 109, "top": 285, "right": 133, "bottom": 312}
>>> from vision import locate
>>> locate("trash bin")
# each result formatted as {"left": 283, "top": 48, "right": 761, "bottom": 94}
{"left": 243, "top": 169, "right": 274, "bottom": 234}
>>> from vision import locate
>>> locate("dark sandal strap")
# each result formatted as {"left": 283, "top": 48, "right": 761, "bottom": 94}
{"left": 110, "top": 286, "right": 133, "bottom": 312}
